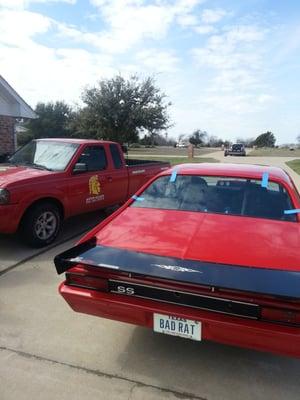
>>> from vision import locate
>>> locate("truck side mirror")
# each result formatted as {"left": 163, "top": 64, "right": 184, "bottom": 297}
{"left": 121, "top": 145, "right": 128, "bottom": 154}
{"left": 73, "top": 163, "right": 87, "bottom": 174}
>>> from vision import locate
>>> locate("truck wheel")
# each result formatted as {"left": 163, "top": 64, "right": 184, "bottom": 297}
{"left": 20, "top": 202, "right": 62, "bottom": 247}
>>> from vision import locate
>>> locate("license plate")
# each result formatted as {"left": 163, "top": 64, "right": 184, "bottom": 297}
{"left": 153, "top": 313, "right": 201, "bottom": 341}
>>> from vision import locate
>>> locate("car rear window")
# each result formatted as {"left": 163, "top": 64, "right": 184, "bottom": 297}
{"left": 131, "top": 175, "right": 297, "bottom": 222}
{"left": 232, "top": 144, "right": 244, "bottom": 151}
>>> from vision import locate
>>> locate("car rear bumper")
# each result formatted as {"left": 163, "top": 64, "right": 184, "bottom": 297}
{"left": 0, "top": 204, "right": 19, "bottom": 233}
{"left": 225, "top": 152, "right": 246, "bottom": 156}
{"left": 60, "top": 283, "right": 300, "bottom": 358}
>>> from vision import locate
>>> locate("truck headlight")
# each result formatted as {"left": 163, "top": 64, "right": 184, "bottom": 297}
{"left": 0, "top": 189, "right": 10, "bottom": 205}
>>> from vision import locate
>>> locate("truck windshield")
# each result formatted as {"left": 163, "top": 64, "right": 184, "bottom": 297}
{"left": 10, "top": 141, "right": 79, "bottom": 171}
{"left": 131, "top": 175, "right": 296, "bottom": 222}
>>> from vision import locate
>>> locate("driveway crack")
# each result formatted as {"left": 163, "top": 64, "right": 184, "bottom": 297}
{"left": 0, "top": 346, "right": 206, "bottom": 400}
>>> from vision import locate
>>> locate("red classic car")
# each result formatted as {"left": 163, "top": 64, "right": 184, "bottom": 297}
{"left": 55, "top": 163, "right": 300, "bottom": 357}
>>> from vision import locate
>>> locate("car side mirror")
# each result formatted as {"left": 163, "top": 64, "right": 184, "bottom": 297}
{"left": 73, "top": 162, "right": 87, "bottom": 174}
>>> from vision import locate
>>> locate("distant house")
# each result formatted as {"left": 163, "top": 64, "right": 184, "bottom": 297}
{"left": 0, "top": 75, "right": 36, "bottom": 158}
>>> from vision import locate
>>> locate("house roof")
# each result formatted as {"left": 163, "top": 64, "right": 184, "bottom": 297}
{"left": 0, "top": 75, "right": 36, "bottom": 119}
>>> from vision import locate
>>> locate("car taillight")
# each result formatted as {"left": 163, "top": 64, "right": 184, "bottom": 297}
{"left": 66, "top": 273, "right": 108, "bottom": 292}
{"left": 261, "top": 307, "right": 300, "bottom": 326}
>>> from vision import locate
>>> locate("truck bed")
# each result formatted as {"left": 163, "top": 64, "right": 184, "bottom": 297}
{"left": 126, "top": 158, "right": 170, "bottom": 167}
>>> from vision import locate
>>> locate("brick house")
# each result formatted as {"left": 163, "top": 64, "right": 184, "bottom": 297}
{"left": 0, "top": 75, "right": 36, "bottom": 158}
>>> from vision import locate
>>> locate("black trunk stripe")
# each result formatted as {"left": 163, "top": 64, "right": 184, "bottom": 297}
{"left": 54, "top": 239, "right": 300, "bottom": 299}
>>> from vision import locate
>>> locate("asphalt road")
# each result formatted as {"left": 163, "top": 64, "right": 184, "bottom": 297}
{"left": 1, "top": 155, "right": 300, "bottom": 400}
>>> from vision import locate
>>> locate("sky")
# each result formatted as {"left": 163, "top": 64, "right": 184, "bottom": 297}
{"left": 0, "top": 0, "right": 300, "bottom": 144}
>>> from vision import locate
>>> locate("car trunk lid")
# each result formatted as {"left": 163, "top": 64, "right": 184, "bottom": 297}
{"left": 95, "top": 207, "right": 300, "bottom": 271}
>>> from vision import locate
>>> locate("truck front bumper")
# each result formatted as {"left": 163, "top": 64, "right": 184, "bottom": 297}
{"left": 60, "top": 282, "right": 300, "bottom": 358}
{"left": 0, "top": 204, "right": 20, "bottom": 234}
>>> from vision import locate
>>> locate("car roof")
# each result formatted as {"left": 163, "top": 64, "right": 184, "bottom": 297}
{"left": 35, "top": 138, "right": 117, "bottom": 145}
{"left": 161, "top": 163, "right": 293, "bottom": 186}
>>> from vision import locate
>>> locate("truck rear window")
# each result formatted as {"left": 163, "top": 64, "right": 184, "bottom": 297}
{"left": 109, "top": 144, "right": 123, "bottom": 169}
{"left": 131, "top": 175, "right": 296, "bottom": 222}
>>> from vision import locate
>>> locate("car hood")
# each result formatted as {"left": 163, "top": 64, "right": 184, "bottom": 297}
{"left": 0, "top": 164, "right": 52, "bottom": 187}
{"left": 95, "top": 207, "right": 300, "bottom": 271}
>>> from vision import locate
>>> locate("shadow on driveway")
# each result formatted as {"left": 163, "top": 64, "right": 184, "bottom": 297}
{"left": 0, "top": 210, "right": 107, "bottom": 274}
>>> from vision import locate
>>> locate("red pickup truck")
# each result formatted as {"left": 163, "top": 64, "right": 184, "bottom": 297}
{"left": 0, "top": 138, "right": 169, "bottom": 246}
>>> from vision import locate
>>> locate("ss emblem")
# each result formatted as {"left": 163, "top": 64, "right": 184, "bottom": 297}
{"left": 117, "top": 285, "right": 135, "bottom": 295}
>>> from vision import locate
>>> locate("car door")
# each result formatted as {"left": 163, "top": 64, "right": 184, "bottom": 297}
{"left": 68, "top": 145, "right": 114, "bottom": 215}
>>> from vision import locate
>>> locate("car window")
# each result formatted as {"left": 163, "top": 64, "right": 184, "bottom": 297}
{"left": 131, "top": 175, "right": 297, "bottom": 222}
{"left": 232, "top": 144, "right": 244, "bottom": 150}
{"left": 109, "top": 144, "right": 123, "bottom": 169}
{"left": 77, "top": 146, "right": 107, "bottom": 171}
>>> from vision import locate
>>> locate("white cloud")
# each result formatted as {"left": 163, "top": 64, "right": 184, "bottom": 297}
{"left": 0, "top": 0, "right": 76, "bottom": 9}
{"left": 0, "top": 9, "right": 114, "bottom": 106}
{"left": 177, "top": 13, "right": 198, "bottom": 27}
{"left": 194, "top": 25, "right": 215, "bottom": 34}
{"left": 193, "top": 25, "right": 266, "bottom": 75}
{"left": 201, "top": 8, "right": 228, "bottom": 24}
{"left": 85, "top": 0, "right": 205, "bottom": 53}
{"left": 0, "top": 9, "right": 52, "bottom": 47}
{"left": 0, "top": 42, "right": 115, "bottom": 106}
{"left": 136, "top": 49, "right": 179, "bottom": 73}
{"left": 191, "top": 24, "right": 274, "bottom": 116}
{"left": 0, "top": 0, "right": 293, "bottom": 144}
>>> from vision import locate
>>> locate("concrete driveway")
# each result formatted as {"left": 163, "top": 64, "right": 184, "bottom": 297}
{"left": 0, "top": 210, "right": 106, "bottom": 275}
{"left": 1, "top": 155, "right": 300, "bottom": 400}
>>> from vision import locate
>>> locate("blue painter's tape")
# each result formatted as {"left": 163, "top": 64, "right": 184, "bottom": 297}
{"left": 261, "top": 172, "right": 269, "bottom": 188}
{"left": 132, "top": 195, "right": 144, "bottom": 201}
{"left": 284, "top": 209, "right": 300, "bottom": 215}
{"left": 170, "top": 169, "right": 178, "bottom": 183}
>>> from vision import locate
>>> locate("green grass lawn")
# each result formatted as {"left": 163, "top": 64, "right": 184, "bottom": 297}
{"left": 127, "top": 155, "right": 218, "bottom": 166}
{"left": 286, "top": 159, "right": 300, "bottom": 175}
{"left": 249, "top": 148, "right": 300, "bottom": 157}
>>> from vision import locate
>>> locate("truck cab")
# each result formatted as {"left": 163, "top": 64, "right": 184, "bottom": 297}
{"left": 0, "top": 139, "right": 169, "bottom": 247}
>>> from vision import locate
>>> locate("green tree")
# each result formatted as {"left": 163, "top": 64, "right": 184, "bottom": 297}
{"left": 253, "top": 131, "right": 276, "bottom": 148}
{"left": 27, "top": 101, "right": 72, "bottom": 139}
{"left": 17, "top": 101, "right": 72, "bottom": 146}
{"left": 236, "top": 137, "right": 255, "bottom": 147}
{"left": 71, "top": 75, "right": 171, "bottom": 143}
{"left": 189, "top": 130, "right": 207, "bottom": 147}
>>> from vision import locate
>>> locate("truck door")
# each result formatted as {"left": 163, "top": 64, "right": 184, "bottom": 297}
{"left": 68, "top": 145, "right": 115, "bottom": 215}
{"left": 107, "top": 143, "right": 128, "bottom": 204}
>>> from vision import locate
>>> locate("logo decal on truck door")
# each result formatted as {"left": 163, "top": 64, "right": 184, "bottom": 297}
{"left": 86, "top": 175, "right": 105, "bottom": 204}
{"left": 89, "top": 175, "right": 101, "bottom": 195}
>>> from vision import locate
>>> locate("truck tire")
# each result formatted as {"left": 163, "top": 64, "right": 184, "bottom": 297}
{"left": 20, "top": 202, "right": 62, "bottom": 247}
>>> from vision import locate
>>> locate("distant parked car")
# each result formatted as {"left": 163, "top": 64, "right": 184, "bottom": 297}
{"left": 224, "top": 143, "right": 246, "bottom": 157}
{"left": 176, "top": 141, "right": 188, "bottom": 148}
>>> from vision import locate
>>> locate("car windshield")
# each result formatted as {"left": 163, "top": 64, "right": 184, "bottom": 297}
{"left": 131, "top": 175, "right": 296, "bottom": 222}
{"left": 232, "top": 144, "right": 243, "bottom": 150}
{"left": 10, "top": 141, "right": 79, "bottom": 171}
